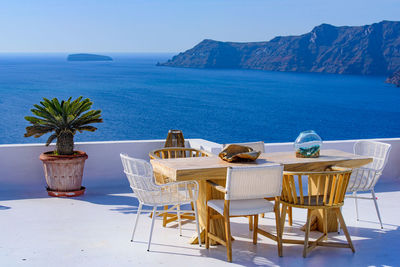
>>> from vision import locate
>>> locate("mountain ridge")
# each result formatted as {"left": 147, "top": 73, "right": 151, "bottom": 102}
{"left": 159, "top": 21, "right": 400, "bottom": 78}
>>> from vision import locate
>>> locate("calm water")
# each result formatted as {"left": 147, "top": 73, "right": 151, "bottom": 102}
{"left": 0, "top": 53, "right": 399, "bottom": 145}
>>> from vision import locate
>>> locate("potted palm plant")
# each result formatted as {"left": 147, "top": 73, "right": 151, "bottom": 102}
{"left": 24, "top": 96, "right": 103, "bottom": 197}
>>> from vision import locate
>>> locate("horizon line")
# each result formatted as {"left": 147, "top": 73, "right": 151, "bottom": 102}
{"left": 0, "top": 51, "right": 178, "bottom": 54}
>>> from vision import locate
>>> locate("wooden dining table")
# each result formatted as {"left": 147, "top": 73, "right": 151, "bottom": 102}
{"left": 150, "top": 149, "right": 372, "bottom": 244}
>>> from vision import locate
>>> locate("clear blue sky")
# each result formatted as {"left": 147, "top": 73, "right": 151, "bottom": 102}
{"left": 0, "top": 0, "right": 399, "bottom": 53}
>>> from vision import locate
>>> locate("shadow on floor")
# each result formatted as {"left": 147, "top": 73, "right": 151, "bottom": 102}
{"left": 370, "top": 176, "right": 400, "bottom": 193}
{"left": 120, "top": 210, "right": 400, "bottom": 267}
{"left": 74, "top": 190, "right": 194, "bottom": 216}
{"left": 146, "top": 214, "right": 399, "bottom": 267}
{"left": 194, "top": 222, "right": 400, "bottom": 266}
{"left": 0, "top": 182, "right": 131, "bottom": 202}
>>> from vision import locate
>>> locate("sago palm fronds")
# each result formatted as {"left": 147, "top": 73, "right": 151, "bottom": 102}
{"left": 24, "top": 96, "right": 103, "bottom": 155}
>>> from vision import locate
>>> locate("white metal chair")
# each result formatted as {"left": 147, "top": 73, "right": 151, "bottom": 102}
{"left": 120, "top": 153, "right": 202, "bottom": 251}
{"left": 346, "top": 140, "right": 391, "bottom": 228}
{"left": 149, "top": 147, "right": 212, "bottom": 227}
{"left": 222, "top": 142, "right": 293, "bottom": 227}
{"left": 205, "top": 164, "right": 284, "bottom": 262}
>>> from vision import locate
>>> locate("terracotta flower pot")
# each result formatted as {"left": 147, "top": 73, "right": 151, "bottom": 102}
{"left": 39, "top": 151, "right": 88, "bottom": 197}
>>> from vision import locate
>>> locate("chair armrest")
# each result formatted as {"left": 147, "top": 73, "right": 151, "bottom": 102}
{"left": 353, "top": 166, "right": 380, "bottom": 175}
{"left": 160, "top": 180, "right": 199, "bottom": 190}
{"left": 206, "top": 180, "right": 227, "bottom": 194}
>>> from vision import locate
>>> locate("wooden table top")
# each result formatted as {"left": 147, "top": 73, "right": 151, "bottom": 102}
{"left": 150, "top": 149, "right": 373, "bottom": 181}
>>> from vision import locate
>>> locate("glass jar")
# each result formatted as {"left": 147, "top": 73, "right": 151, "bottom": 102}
{"left": 294, "top": 130, "right": 322, "bottom": 158}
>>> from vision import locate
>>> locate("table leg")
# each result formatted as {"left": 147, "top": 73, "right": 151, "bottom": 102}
{"left": 153, "top": 173, "right": 196, "bottom": 226}
{"left": 299, "top": 174, "right": 339, "bottom": 233}
{"left": 300, "top": 210, "right": 338, "bottom": 232}
{"left": 313, "top": 209, "right": 338, "bottom": 232}
{"left": 190, "top": 180, "right": 228, "bottom": 245}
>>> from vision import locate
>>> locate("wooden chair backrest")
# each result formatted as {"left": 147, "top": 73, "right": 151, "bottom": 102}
{"left": 281, "top": 167, "right": 352, "bottom": 208}
{"left": 149, "top": 147, "right": 213, "bottom": 159}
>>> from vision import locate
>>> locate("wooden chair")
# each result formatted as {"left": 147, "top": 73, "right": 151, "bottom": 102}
{"left": 149, "top": 147, "right": 213, "bottom": 227}
{"left": 222, "top": 141, "right": 293, "bottom": 229}
{"left": 205, "top": 164, "right": 284, "bottom": 262}
{"left": 280, "top": 167, "right": 355, "bottom": 257}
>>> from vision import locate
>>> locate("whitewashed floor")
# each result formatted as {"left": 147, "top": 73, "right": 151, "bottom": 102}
{"left": 1, "top": 178, "right": 399, "bottom": 267}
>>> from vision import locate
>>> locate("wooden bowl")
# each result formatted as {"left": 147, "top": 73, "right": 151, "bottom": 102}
{"left": 219, "top": 144, "right": 261, "bottom": 162}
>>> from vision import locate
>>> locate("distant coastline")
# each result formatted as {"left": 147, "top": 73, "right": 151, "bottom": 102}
{"left": 67, "top": 53, "right": 113, "bottom": 61}
{"left": 159, "top": 20, "right": 400, "bottom": 85}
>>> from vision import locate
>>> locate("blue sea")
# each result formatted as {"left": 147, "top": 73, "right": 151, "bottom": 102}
{"left": 0, "top": 53, "right": 399, "bottom": 145}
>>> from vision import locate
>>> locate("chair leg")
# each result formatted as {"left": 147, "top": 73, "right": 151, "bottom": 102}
{"left": 338, "top": 207, "right": 342, "bottom": 234}
{"left": 177, "top": 204, "right": 182, "bottom": 236}
{"left": 323, "top": 209, "right": 328, "bottom": 241}
{"left": 248, "top": 216, "right": 253, "bottom": 231}
{"left": 253, "top": 215, "right": 258, "bottom": 244}
{"left": 224, "top": 214, "right": 232, "bottom": 262}
{"left": 147, "top": 206, "right": 158, "bottom": 251}
{"left": 190, "top": 201, "right": 195, "bottom": 211}
{"left": 275, "top": 203, "right": 282, "bottom": 257}
{"left": 353, "top": 192, "right": 359, "bottom": 221}
{"left": 205, "top": 206, "right": 210, "bottom": 249}
{"left": 193, "top": 201, "right": 202, "bottom": 247}
{"left": 371, "top": 189, "right": 383, "bottom": 229}
{"left": 288, "top": 206, "right": 293, "bottom": 226}
{"left": 163, "top": 205, "right": 168, "bottom": 227}
{"left": 131, "top": 202, "right": 143, "bottom": 242}
{"left": 303, "top": 209, "right": 312, "bottom": 258}
{"left": 280, "top": 204, "right": 287, "bottom": 240}
{"left": 335, "top": 208, "right": 355, "bottom": 252}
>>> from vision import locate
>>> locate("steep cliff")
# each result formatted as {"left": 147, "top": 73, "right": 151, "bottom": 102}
{"left": 160, "top": 21, "right": 400, "bottom": 76}
{"left": 386, "top": 70, "right": 400, "bottom": 86}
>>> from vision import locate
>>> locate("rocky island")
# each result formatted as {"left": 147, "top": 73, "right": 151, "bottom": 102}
{"left": 159, "top": 21, "right": 400, "bottom": 83}
{"left": 67, "top": 53, "right": 113, "bottom": 61}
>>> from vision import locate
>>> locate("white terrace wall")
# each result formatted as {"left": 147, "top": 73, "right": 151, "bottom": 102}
{"left": 0, "top": 138, "right": 399, "bottom": 196}
{"left": 0, "top": 139, "right": 219, "bottom": 195}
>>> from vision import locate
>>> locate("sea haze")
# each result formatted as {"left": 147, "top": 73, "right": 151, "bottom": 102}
{"left": 0, "top": 53, "right": 399, "bottom": 145}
